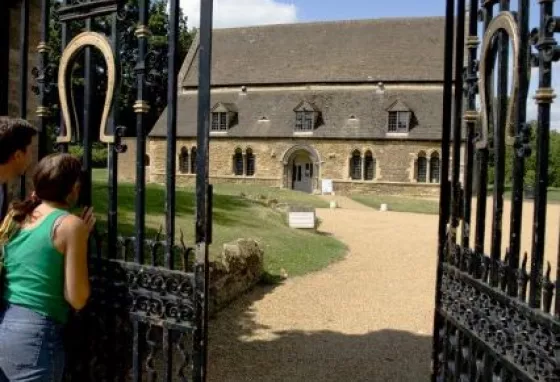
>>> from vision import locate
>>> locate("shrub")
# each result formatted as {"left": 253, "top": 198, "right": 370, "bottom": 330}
{"left": 68, "top": 144, "right": 108, "bottom": 168}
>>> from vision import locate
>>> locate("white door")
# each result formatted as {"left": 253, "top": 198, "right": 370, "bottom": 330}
{"left": 292, "top": 161, "right": 313, "bottom": 193}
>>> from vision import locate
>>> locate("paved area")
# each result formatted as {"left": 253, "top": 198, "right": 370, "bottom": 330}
{"left": 208, "top": 196, "right": 438, "bottom": 382}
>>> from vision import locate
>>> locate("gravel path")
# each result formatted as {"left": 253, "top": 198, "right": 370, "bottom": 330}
{"left": 208, "top": 196, "right": 438, "bottom": 382}
{"left": 208, "top": 196, "right": 560, "bottom": 381}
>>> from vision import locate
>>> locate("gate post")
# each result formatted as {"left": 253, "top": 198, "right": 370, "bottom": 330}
{"left": 431, "top": 0, "right": 456, "bottom": 378}
{"left": 193, "top": 0, "right": 214, "bottom": 380}
{"left": 36, "top": 0, "right": 51, "bottom": 159}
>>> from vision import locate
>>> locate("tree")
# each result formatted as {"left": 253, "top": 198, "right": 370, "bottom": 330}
{"left": 116, "top": 0, "right": 194, "bottom": 133}
{"left": 43, "top": 0, "right": 194, "bottom": 155}
{"left": 487, "top": 120, "right": 560, "bottom": 188}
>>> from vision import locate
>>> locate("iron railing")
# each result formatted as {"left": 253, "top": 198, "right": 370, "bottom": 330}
{"left": 432, "top": 0, "right": 560, "bottom": 380}
{"left": 3, "top": 0, "right": 214, "bottom": 380}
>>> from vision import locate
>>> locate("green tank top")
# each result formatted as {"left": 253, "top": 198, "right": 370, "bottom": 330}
{"left": 3, "top": 209, "right": 70, "bottom": 324}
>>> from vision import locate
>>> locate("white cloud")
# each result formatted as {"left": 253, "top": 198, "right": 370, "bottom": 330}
{"left": 180, "top": 0, "right": 298, "bottom": 29}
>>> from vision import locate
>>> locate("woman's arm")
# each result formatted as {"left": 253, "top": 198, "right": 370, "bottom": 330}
{"left": 56, "top": 215, "right": 91, "bottom": 310}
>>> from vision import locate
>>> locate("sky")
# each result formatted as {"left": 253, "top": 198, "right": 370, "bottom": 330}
{"left": 178, "top": 0, "right": 560, "bottom": 128}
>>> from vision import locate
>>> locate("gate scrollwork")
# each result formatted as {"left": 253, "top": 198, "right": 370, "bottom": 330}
{"left": 433, "top": 1, "right": 560, "bottom": 381}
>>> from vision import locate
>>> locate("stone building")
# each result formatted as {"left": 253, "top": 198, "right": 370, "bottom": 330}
{"left": 120, "top": 17, "right": 451, "bottom": 195}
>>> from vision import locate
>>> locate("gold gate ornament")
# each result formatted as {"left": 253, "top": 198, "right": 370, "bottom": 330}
{"left": 477, "top": 11, "right": 529, "bottom": 149}
{"left": 57, "top": 31, "right": 117, "bottom": 144}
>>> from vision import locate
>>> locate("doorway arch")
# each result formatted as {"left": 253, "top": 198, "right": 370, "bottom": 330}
{"left": 281, "top": 144, "right": 321, "bottom": 193}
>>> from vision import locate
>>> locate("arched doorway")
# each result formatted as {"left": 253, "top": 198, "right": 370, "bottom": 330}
{"left": 282, "top": 145, "right": 320, "bottom": 193}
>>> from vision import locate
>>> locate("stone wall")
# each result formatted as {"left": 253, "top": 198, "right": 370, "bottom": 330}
{"left": 115, "top": 139, "right": 153, "bottom": 182}
{"left": 5, "top": 0, "right": 41, "bottom": 200}
{"left": 8, "top": 1, "right": 41, "bottom": 120}
{"left": 119, "top": 136, "right": 443, "bottom": 195}
{"left": 332, "top": 180, "right": 440, "bottom": 197}
{"left": 208, "top": 239, "right": 264, "bottom": 317}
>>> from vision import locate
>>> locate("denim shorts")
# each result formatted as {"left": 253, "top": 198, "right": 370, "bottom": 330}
{"left": 0, "top": 303, "right": 65, "bottom": 381}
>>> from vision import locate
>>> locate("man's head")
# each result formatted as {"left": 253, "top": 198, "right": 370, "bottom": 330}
{"left": 0, "top": 117, "right": 37, "bottom": 181}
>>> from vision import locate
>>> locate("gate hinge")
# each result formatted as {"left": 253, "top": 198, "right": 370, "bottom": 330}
{"left": 514, "top": 123, "right": 532, "bottom": 158}
{"left": 459, "top": 186, "right": 465, "bottom": 220}
{"left": 207, "top": 184, "right": 213, "bottom": 245}
{"left": 452, "top": 184, "right": 465, "bottom": 221}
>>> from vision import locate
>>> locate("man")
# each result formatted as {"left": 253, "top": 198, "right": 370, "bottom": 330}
{"left": 0, "top": 117, "right": 37, "bottom": 221}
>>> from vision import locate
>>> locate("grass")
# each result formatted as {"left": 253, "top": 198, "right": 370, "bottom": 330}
{"left": 92, "top": 170, "right": 329, "bottom": 209}
{"left": 492, "top": 186, "right": 560, "bottom": 203}
{"left": 351, "top": 195, "right": 440, "bottom": 215}
{"left": 212, "top": 184, "right": 329, "bottom": 209}
{"left": 91, "top": 169, "right": 346, "bottom": 278}
{"left": 351, "top": 186, "right": 560, "bottom": 215}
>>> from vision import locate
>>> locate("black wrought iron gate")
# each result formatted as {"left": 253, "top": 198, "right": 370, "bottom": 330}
{"left": 5, "top": 0, "right": 214, "bottom": 380}
{"left": 432, "top": 0, "right": 560, "bottom": 380}
{"left": 5, "top": 0, "right": 559, "bottom": 380}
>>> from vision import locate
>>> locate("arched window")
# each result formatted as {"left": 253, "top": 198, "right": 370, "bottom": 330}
{"left": 430, "top": 152, "right": 440, "bottom": 183}
{"left": 417, "top": 152, "right": 427, "bottom": 183}
{"left": 246, "top": 148, "right": 255, "bottom": 176}
{"left": 364, "top": 150, "right": 376, "bottom": 181}
{"left": 233, "top": 148, "right": 244, "bottom": 176}
{"left": 190, "top": 147, "right": 197, "bottom": 174}
{"left": 144, "top": 155, "right": 150, "bottom": 166}
{"left": 350, "top": 150, "right": 362, "bottom": 180}
{"left": 179, "top": 147, "right": 189, "bottom": 173}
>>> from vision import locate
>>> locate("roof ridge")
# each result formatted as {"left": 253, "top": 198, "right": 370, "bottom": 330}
{"left": 212, "top": 15, "right": 446, "bottom": 32}
{"left": 182, "top": 15, "right": 449, "bottom": 87}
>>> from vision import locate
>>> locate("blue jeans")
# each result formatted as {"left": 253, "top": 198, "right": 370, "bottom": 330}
{"left": 0, "top": 303, "right": 65, "bottom": 381}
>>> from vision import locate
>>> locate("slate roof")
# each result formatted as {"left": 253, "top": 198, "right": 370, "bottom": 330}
{"left": 179, "top": 17, "right": 449, "bottom": 87}
{"left": 149, "top": 86, "right": 445, "bottom": 140}
{"left": 151, "top": 16, "right": 452, "bottom": 140}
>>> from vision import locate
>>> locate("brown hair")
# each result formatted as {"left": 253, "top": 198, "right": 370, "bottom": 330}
{"left": 11, "top": 153, "right": 82, "bottom": 223}
{"left": 0, "top": 153, "right": 81, "bottom": 245}
{"left": 0, "top": 117, "right": 37, "bottom": 165}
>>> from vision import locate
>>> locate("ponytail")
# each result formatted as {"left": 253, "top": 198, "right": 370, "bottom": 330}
{"left": 0, "top": 209, "right": 18, "bottom": 246}
{"left": 11, "top": 195, "right": 41, "bottom": 224}
{"left": 0, "top": 195, "right": 41, "bottom": 246}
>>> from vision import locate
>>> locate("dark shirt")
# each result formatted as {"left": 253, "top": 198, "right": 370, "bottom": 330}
{"left": 0, "top": 183, "right": 7, "bottom": 222}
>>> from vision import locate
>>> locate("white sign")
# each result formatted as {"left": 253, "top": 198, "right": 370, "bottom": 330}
{"left": 321, "top": 179, "right": 333, "bottom": 195}
{"left": 288, "top": 211, "right": 316, "bottom": 229}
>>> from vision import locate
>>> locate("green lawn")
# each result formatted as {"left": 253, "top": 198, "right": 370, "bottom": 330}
{"left": 493, "top": 186, "right": 560, "bottom": 203}
{"left": 92, "top": 170, "right": 329, "bottom": 209}
{"left": 352, "top": 187, "right": 560, "bottom": 216}
{"left": 351, "top": 195, "right": 440, "bottom": 215}
{"left": 91, "top": 169, "right": 346, "bottom": 279}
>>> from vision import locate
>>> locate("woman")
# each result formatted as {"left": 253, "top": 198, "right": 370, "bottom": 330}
{"left": 0, "top": 153, "right": 95, "bottom": 381}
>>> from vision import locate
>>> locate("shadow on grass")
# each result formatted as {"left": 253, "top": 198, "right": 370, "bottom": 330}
{"left": 93, "top": 182, "right": 258, "bottom": 228}
{"left": 313, "top": 230, "right": 336, "bottom": 238}
{"left": 259, "top": 272, "right": 287, "bottom": 285}
{"left": 207, "top": 282, "right": 432, "bottom": 382}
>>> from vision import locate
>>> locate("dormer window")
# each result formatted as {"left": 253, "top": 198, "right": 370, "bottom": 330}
{"left": 388, "top": 111, "right": 411, "bottom": 132}
{"left": 212, "top": 112, "right": 228, "bottom": 131}
{"left": 295, "top": 111, "right": 314, "bottom": 131}
{"left": 294, "top": 101, "right": 319, "bottom": 132}
{"left": 211, "top": 102, "right": 238, "bottom": 131}
{"left": 386, "top": 99, "right": 412, "bottom": 133}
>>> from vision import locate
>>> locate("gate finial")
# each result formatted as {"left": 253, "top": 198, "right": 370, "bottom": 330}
{"left": 57, "top": 32, "right": 117, "bottom": 144}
